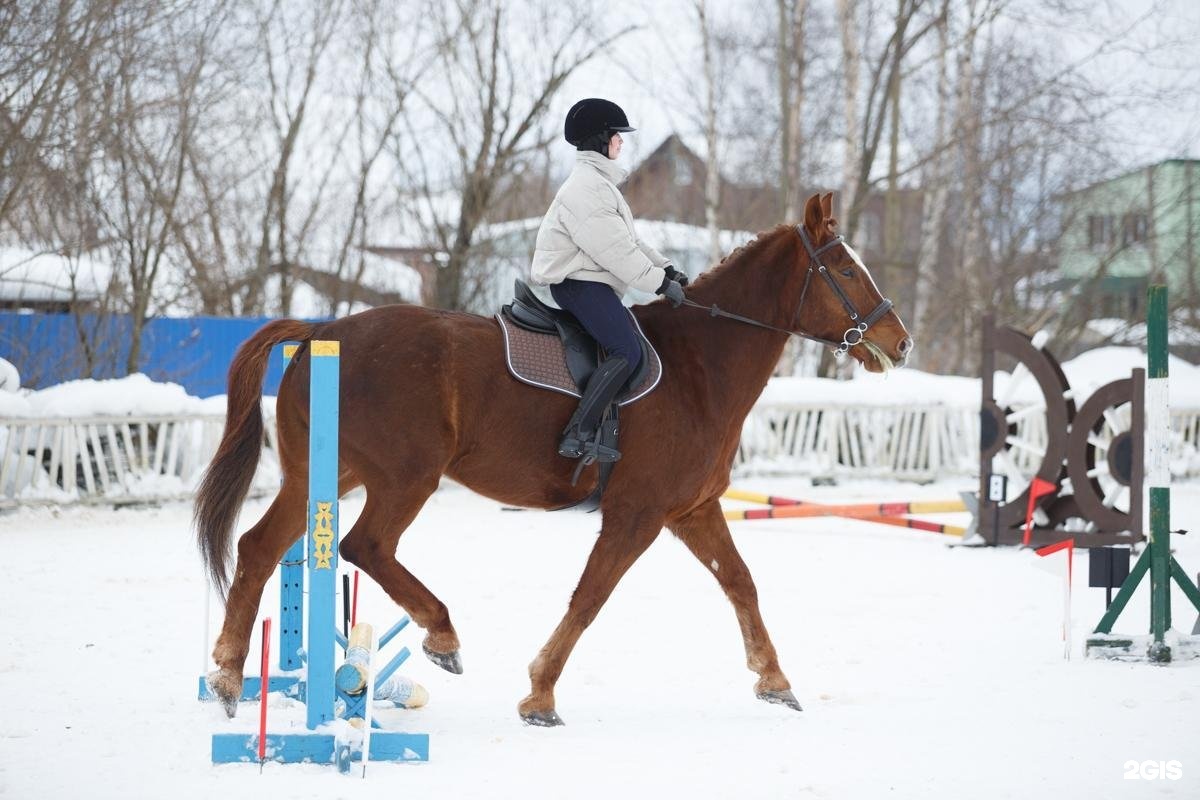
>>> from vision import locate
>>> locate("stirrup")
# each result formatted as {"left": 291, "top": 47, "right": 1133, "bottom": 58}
{"left": 557, "top": 432, "right": 622, "bottom": 462}
{"left": 569, "top": 439, "right": 621, "bottom": 486}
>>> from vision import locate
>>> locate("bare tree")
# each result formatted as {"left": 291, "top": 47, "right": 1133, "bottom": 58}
{"left": 695, "top": 0, "right": 722, "bottom": 265}
{"left": 835, "top": 0, "right": 860, "bottom": 202}
{"left": 243, "top": 0, "right": 346, "bottom": 315}
{"left": 92, "top": 3, "right": 228, "bottom": 372}
{"left": 402, "top": 0, "right": 633, "bottom": 311}
{"left": 908, "top": 0, "right": 951, "bottom": 366}
{"left": 776, "top": 0, "right": 807, "bottom": 222}
{"left": 841, "top": 0, "right": 939, "bottom": 239}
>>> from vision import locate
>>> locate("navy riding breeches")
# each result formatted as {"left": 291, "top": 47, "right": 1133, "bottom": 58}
{"left": 550, "top": 278, "right": 642, "bottom": 375}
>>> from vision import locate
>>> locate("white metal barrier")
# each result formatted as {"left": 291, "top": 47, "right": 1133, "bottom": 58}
{"left": 732, "top": 402, "right": 1200, "bottom": 481}
{"left": 1, "top": 403, "right": 1197, "bottom": 507}
{"left": 0, "top": 411, "right": 280, "bottom": 508}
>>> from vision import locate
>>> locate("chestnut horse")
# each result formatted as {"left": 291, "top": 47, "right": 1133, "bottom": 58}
{"left": 196, "top": 193, "right": 911, "bottom": 725}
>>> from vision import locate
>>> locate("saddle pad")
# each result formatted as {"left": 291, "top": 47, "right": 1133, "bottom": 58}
{"left": 495, "top": 312, "right": 662, "bottom": 406}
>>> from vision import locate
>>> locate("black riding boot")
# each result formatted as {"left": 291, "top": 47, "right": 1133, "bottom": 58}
{"left": 558, "top": 356, "right": 631, "bottom": 461}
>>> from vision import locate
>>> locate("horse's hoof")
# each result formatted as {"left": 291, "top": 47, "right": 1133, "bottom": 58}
{"left": 520, "top": 709, "right": 565, "bottom": 727}
{"left": 206, "top": 669, "right": 242, "bottom": 718}
{"left": 422, "top": 643, "right": 463, "bottom": 674}
{"left": 757, "top": 688, "right": 803, "bottom": 712}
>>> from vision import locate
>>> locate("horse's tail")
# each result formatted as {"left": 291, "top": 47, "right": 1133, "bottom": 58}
{"left": 194, "top": 319, "right": 316, "bottom": 599}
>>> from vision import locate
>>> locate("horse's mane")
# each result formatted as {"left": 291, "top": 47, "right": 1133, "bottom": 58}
{"left": 686, "top": 224, "right": 792, "bottom": 290}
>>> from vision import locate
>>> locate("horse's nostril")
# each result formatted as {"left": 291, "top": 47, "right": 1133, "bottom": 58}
{"left": 897, "top": 337, "right": 913, "bottom": 355}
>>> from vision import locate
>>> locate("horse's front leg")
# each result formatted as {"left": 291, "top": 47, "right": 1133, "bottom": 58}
{"left": 518, "top": 508, "right": 665, "bottom": 726}
{"left": 668, "top": 497, "right": 801, "bottom": 711}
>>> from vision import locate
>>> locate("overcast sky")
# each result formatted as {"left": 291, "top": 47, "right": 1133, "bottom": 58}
{"left": 541, "top": 0, "right": 1200, "bottom": 182}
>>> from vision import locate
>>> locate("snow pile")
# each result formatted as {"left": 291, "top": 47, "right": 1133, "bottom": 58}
{"left": 0, "top": 245, "right": 112, "bottom": 304}
{"left": 3, "top": 373, "right": 214, "bottom": 418}
{"left": 760, "top": 367, "right": 980, "bottom": 407}
{"left": 759, "top": 347, "right": 1200, "bottom": 409}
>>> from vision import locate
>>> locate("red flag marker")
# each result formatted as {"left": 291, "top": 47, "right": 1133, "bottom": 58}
{"left": 1036, "top": 538, "right": 1075, "bottom": 658}
{"left": 1023, "top": 477, "right": 1058, "bottom": 546}
{"left": 258, "top": 617, "right": 272, "bottom": 770}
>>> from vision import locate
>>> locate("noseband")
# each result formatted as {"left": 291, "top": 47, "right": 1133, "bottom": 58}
{"left": 681, "top": 226, "right": 895, "bottom": 358}
{"left": 794, "top": 226, "right": 894, "bottom": 357}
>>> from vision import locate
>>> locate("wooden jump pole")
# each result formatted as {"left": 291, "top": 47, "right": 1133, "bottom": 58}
{"left": 722, "top": 488, "right": 966, "bottom": 536}
{"left": 723, "top": 488, "right": 965, "bottom": 515}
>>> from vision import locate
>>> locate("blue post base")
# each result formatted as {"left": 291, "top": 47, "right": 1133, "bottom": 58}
{"left": 198, "top": 675, "right": 305, "bottom": 702}
{"left": 211, "top": 731, "right": 430, "bottom": 770}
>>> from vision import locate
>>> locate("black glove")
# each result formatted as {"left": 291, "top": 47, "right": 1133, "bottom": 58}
{"left": 656, "top": 276, "right": 685, "bottom": 308}
{"left": 663, "top": 264, "right": 689, "bottom": 287}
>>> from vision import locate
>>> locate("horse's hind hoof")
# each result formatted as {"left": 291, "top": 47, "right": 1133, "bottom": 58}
{"left": 206, "top": 669, "right": 242, "bottom": 718}
{"left": 423, "top": 643, "right": 463, "bottom": 674}
{"left": 520, "top": 709, "right": 565, "bottom": 727}
{"left": 757, "top": 688, "right": 803, "bottom": 712}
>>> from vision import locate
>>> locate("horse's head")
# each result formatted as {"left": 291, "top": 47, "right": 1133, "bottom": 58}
{"left": 794, "top": 193, "right": 912, "bottom": 372}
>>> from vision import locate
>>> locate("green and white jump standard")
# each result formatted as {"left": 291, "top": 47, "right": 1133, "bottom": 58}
{"left": 1087, "top": 286, "right": 1200, "bottom": 661}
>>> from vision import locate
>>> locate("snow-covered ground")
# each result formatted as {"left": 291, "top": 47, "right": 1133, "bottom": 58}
{"left": 1, "top": 477, "right": 1198, "bottom": 799}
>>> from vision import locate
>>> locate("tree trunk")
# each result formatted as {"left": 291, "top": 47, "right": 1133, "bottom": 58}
{"left": 697, "top": 0, "right": 722, "bottom": 267}
{"left": 910, "top": 0, "right": 950, "bottom": 368}
{"left": 953, "top": 0, "right": 985, "bottom": 374}
{"left": 777, "top": 0, "right": 807, "bottom": 222}
{"left": 836, "top": 0, "right": 860, "bottom": 208}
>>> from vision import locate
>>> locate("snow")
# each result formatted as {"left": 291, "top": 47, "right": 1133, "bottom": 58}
{"left": 0, "top": 357, "right": 18, "bottom": 392}
{"left": 1, "top": 478, "right": 1197, "bottom": 798}
{"left": 0, "top": 374, "right": 281, "bottom": 422}
{"left": 0, "top": 245, "right": 112, "bottom": 304}
{"left": 0, "top": 374, "right": 218, "bottom": 419}
{"left": 759, "top": 346, "right": 1200, "bottom": 409}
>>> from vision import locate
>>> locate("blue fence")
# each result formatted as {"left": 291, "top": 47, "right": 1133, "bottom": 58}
{"left": 0, "top": 312, "right": 322, "bottom": 397}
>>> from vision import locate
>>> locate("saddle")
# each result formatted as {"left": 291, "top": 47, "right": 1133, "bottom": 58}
{"left": 497, "top": 280, "right": 664, "bottom": 512}
{"left": 497, "top": 280, "right": 661, "bottom": 403}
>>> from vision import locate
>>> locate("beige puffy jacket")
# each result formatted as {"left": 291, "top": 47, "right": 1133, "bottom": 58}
{"left": 530, "top": 150, "right": 670, "bottom": 296}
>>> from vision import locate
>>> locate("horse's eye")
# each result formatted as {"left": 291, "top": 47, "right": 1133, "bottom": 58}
{"left": 840, "top": 267, "right": 854, "bottom": 278}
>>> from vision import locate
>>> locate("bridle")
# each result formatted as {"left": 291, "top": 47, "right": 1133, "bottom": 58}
{"left": 680, "top": 225, "right": 895, "bottom": 358}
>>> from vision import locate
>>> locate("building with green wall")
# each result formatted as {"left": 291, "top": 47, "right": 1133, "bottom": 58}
{"left": 1059, "top": 159, "right": 1198, "bottom": 318}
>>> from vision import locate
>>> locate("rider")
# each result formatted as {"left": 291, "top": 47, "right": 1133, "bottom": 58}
{"left": 531, "top": 97, "right": 688, "bottom": 463}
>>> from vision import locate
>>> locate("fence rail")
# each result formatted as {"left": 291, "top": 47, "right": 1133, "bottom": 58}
{"left": 733, "top": 402, "right": 1200, "bottom": 481}
{"left": 0, "top": 412, "right": 279, "bottom": 508}
{"left": 1, "top": 403, "right": 1197, "bottom": 507}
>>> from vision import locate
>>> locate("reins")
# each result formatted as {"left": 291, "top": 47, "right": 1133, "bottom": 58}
{"left": 679, "top": 225, "right": 894, "bottom": 358}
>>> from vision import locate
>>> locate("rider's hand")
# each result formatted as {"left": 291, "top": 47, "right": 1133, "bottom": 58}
{"left": 663, "top": 264, "right": 689, "bottom": 287}
{"left": 656, "top": 277, "right": 685, "bottom": 308}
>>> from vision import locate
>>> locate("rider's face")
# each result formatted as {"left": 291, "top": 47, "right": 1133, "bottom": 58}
{"left": 608, "top": 132, "right": 623, "bottom": 160}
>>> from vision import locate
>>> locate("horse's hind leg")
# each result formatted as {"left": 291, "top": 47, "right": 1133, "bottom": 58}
{"left": 338, "top": 475, "right": 462, "bottom": 673}
{"left": 207, "top": 479, "right": 308, "bottom": 716}
{"left": 518, "top": 508, "right": 665, "bottom": 726}
{"left": 668, "top": 498, "right": 800, "bottom": 711}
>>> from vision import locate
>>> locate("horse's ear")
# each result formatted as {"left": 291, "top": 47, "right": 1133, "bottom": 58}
{"left": 820, "top": 192, "right": 833, "bottom": 221}
{"left": 803, "top": 194, "right": 823, "bottom": 238}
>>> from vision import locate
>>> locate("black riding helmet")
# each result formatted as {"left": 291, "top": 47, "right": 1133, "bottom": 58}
{"left": 564, "top": 98, "right": 635, "bottom": 155}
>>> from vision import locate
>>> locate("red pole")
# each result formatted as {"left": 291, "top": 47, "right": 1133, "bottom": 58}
{"left": 258, "top": 617, "right": 271, "bottom": 768}
{"left": 351, "top": 570, "right": 360, "bottom": 628}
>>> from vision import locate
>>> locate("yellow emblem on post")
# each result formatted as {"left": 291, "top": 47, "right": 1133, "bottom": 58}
{"left": 311, "top": 340, "right": 340, "bottom": 357}
{"left": 312, "top": 501, "right": 336, "bottom": 569}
